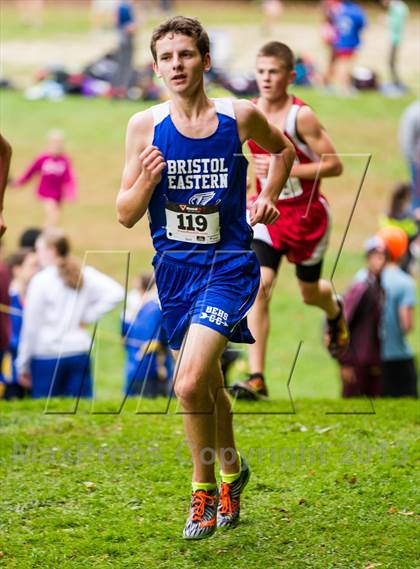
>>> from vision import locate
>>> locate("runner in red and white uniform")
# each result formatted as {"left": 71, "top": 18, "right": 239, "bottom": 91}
{"left": 249, "top": 94, "right": 331, "bottom": 266}
{"left": 233, "top": 41, "right": 349, "bottom": 400}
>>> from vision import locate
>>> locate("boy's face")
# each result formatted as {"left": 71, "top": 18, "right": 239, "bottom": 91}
{"left": 153, "top": 33, "right": 210, "bottom": 95}
{"left": 256, "top": 56, "right": 295, "bottom": 101}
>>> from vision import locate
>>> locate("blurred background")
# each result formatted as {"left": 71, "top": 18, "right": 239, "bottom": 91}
{"left": 1, "top": 0, "right": 419, "bottom": 403}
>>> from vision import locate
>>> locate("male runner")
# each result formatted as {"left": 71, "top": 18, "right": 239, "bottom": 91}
{"left": 116, "top": 18, "right": 295, "bottom": 539}
{"left": 233, "top": 41, "right": 347, "bottom": 400}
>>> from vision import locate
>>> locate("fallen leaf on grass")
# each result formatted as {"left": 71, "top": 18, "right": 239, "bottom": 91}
{"left": 364, "top": 563, "right": 382, "bottom": 569}
{"left": 127, "top": 498, "right": 142, "bottom": 510}
{"left": 397, "top": 511, "right": 415, "bottom": 516}
{"left": 298, "top": 498, "right": 306, "bottom": 505}
{"left": 0, "top": 551, "right": 5, "bottom": 558}
{"left": 290, "top": 423, "right": 308, "bottom": 432}
{"left": 343, "top": 474, "right": 357, "bottom": 485}
{"left": 387, "top": 507, "right": 415, "bottom": 515}
{"left": 82, "top": 481, "right": 96, "bottom": 491}
{"left": 314, "top": 425, "right": 338, "bottom": 434}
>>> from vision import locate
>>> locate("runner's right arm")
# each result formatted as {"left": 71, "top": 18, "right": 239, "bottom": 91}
{"left": 235, "top": 100, "right": 295, "bottom": 225}
{"left": 116, "top": 111, "right": 166, "bottom": 228}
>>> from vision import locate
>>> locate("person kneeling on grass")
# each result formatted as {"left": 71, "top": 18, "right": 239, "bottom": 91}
{"left": 16, "top": 229, "right": 124, "bottom": 398}
{"left": 122, "top": 273, "right": 173, "bottom": 398}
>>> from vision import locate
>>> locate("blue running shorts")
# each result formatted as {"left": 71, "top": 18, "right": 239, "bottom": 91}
{"left": 153, "top": 252, "right": 260, "bottom": 350}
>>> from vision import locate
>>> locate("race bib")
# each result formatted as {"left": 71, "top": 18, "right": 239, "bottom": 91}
{"left": 165, "top": 201, "right": 220, "bottom": 244}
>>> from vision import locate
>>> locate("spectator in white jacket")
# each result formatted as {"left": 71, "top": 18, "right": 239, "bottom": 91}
{"left": 17, "top": 228, "right": 124, "bottom": 398}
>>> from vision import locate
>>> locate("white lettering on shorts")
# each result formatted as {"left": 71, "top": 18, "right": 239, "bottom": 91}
{"left": 200, "top": 306, "right": 229, "bottom": 327}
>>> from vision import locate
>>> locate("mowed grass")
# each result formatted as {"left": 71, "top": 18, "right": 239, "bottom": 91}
{"left": 1, "top": 83, "right": 419, "bottom": 567}
{"left": 0, "top": 398, "right": 419, "bottom": 568}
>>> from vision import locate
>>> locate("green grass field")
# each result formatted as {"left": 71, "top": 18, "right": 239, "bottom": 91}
{"left": 1, "top": 399, "right": 419, "bottom": 568}
{"left": 1, "top": 4, "right": 419, "bottom": 564}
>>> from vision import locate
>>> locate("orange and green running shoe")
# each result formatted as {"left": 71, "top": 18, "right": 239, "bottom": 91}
{"left": 183, "top": 488, "right": 218, "bottom": 540}
{"left": 217, "top": 455, "right": 250, "bottom": 529}
{"left": 231, "top": 374, "right": 269, "bottom": 401}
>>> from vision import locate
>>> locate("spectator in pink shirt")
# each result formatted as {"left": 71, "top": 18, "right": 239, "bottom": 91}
{"left": 12, "top": 130, "right": 77, "bottom": 227}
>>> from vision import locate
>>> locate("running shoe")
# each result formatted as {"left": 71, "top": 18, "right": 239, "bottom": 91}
{"left": 183, "top": 488, "right": 218, "bottom": 540}
{"left": 231, "top": 374, "right": 269, "bottom": 401}
{"left": 217, "top": 455, "right": 251, "bottom": 529}
{"left": 324, "top": 296, "right": 350, "bottom": 359}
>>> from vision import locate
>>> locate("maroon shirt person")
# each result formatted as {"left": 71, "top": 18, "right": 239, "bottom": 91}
{"left": 338, "top": 237, "right": 387, "bottom": 397}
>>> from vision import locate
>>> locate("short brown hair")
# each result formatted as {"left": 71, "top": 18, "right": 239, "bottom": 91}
{"left": 150, "top": 16, "right": 210, "bottom": 61}
{"left": 257, "top": 41, "right": 295, "bottom": 70}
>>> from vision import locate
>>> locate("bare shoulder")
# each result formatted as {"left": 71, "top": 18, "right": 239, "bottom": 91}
{"left": 124, "top": 108, "right": 155, "bottom": 160}
{"left": 296, "top": 105, "right": 323, "bottom": 133}
{"left": 127, "top": 108, "right": 154, "bottom": 139}
{"left": 233, "top": 99, "right": 259, "bottom": 124}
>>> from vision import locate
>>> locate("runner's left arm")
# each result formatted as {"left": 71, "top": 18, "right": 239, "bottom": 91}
{"left": 236, "top": 100, "right": 295, "bottom": 225}
{"left": 292, "top": 106, "right": 343, "bottom": 179}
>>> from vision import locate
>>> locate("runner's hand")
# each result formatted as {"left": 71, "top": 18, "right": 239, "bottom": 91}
{"left": 249, "top": 196, "right": 279, "bottom": 226}
{"left": 253, "top": 154, "right": 270, "bottom": 179}
{"left": 138, "top": 145, "right": 166, "bottom": 188}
